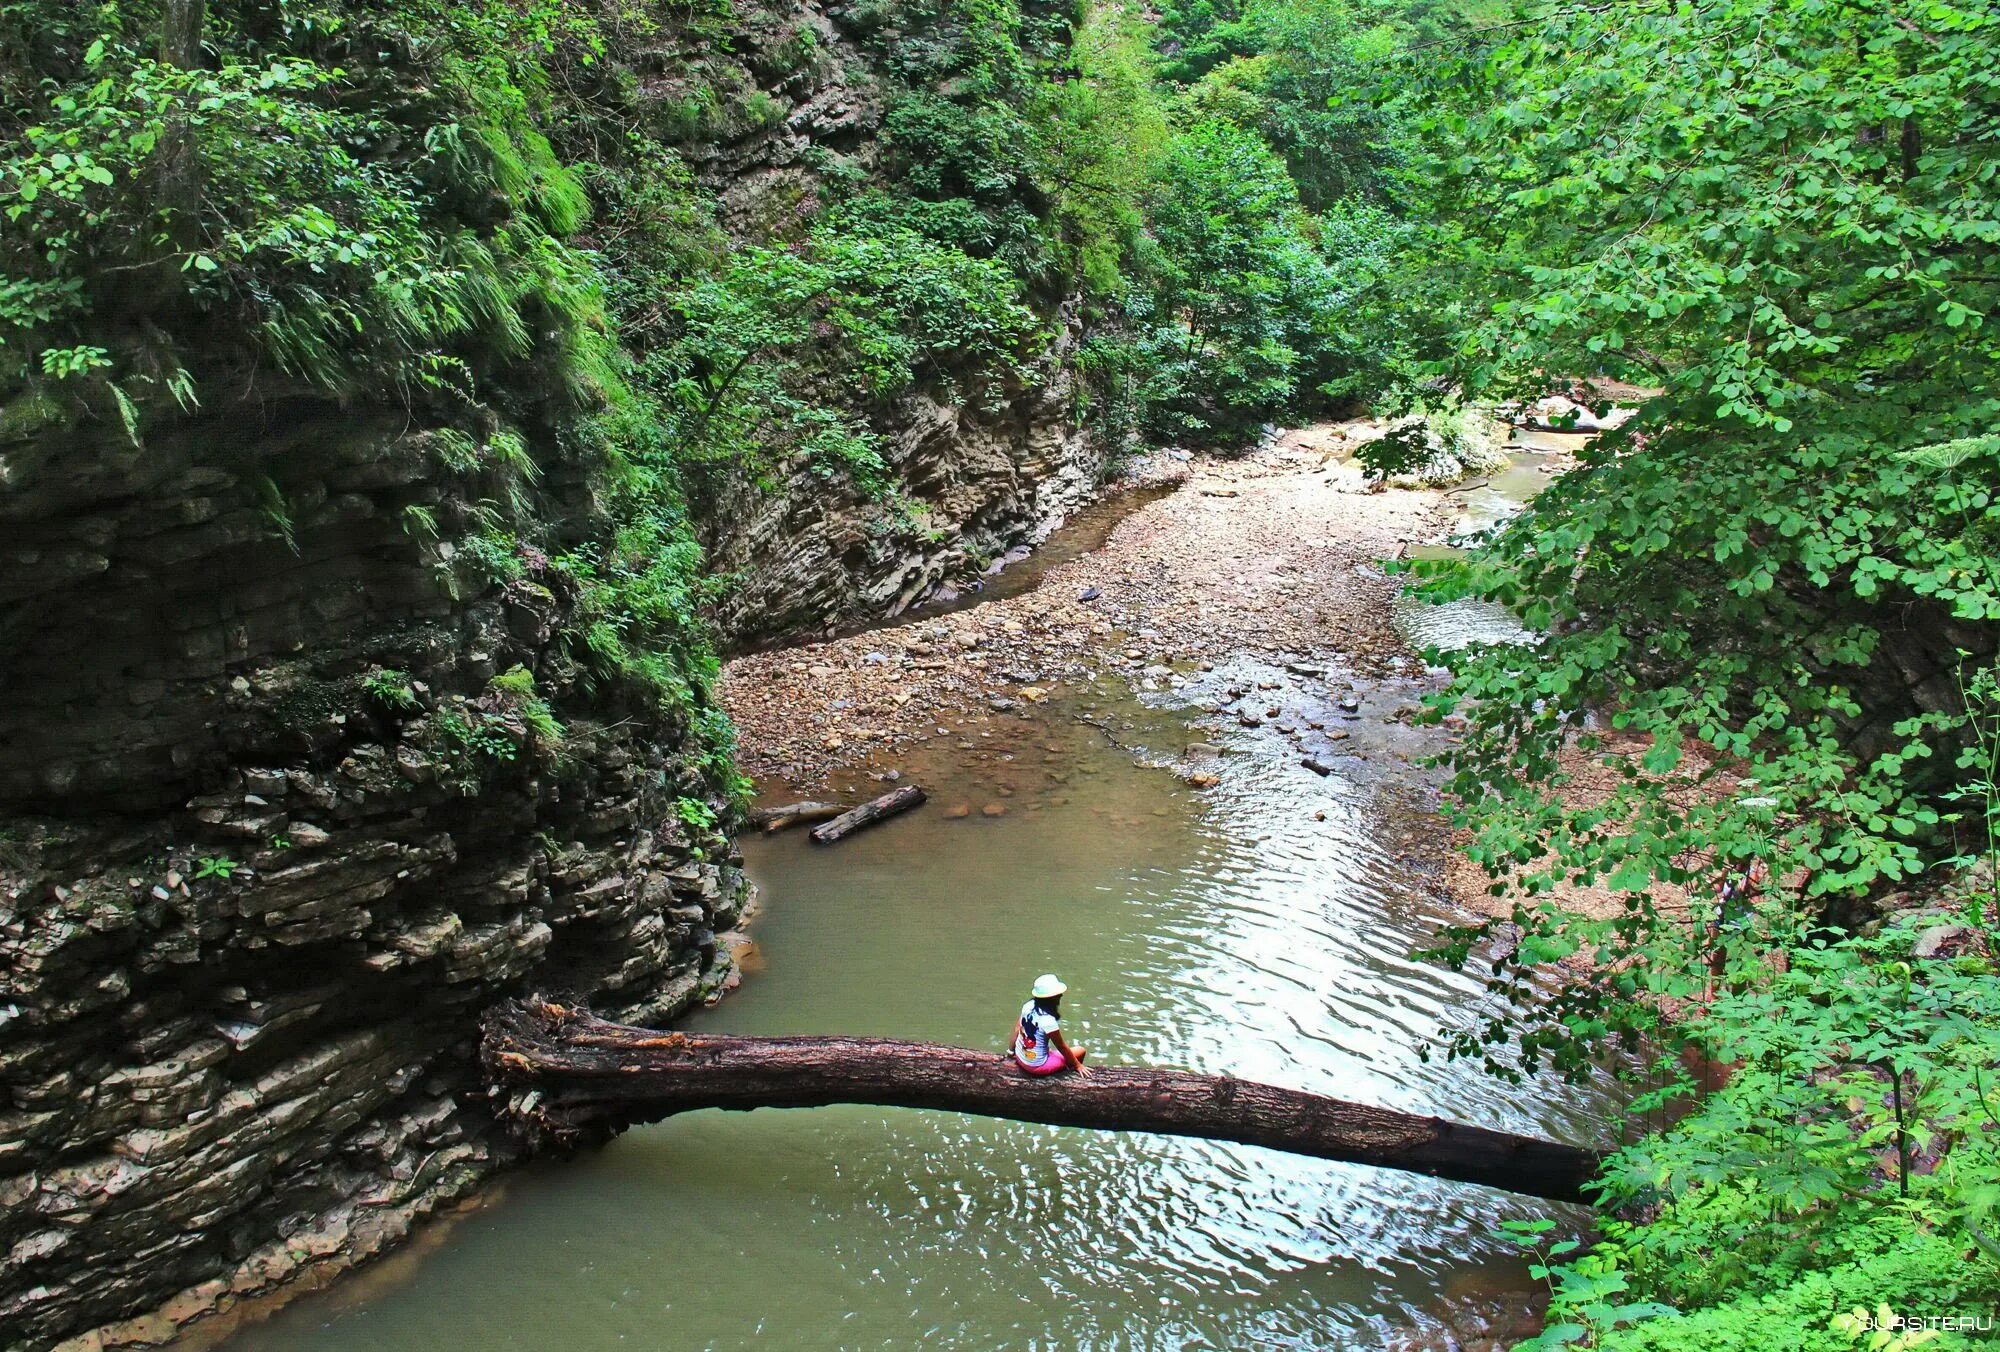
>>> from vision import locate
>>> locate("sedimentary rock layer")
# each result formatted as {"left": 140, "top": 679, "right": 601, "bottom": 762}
{"left": 0, "top": 412, "right": 746, "bottom": 1350}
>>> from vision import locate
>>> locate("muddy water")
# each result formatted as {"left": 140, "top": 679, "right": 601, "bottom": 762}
{"left": 224, "top": 664, "right": 1619, "bottom": 1351}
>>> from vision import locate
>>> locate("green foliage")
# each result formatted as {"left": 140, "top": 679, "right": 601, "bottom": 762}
{"left": 1497, "top": 1217, "right": 1677, "bottom": 1350}
{"left": 1131, "top": 119, "right": 1338, "bottom": 442}
{"left": 424, "top": 702, "right": 522, "bottom": 794}
{"left": 1027, "top": 1, "right": 1166, "bottom": 295}
{"left": 1942, "top": 665, "right": 2000, "bottom": 936}
{"left": 1353, "top": 420, "right": 1430, "bottom": 484}
{"left": 1318, "top": 4, "right": 2000, "bottom": 1346}
{"left": 1483, "top": 921, "right": 2000, "bottom": 1350}
{"left": 362, "top": 667, "right": 421, "bottom": 712}
{"left": 194, "top": 855, "right": 241, "bottom": 881}
{"left": 652, "top": 220, "right": 1037, "bottom": 490}
{"left": 1160, "top": 0, "right": 1411, "bottom": 210}
{"left": 674, "top": 795, "right": 719, "bottom": 832}
{"left": 1393, "top": 0, "right": 2000, "bottom": 1070}
{"left": 487, "top": 665, "right": 563, "bottom": 749}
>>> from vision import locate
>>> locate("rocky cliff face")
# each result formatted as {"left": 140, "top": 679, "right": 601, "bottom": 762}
{"left": 0, "top": 2, "right": 1106, "bottom": 1346}
{"left": 704, "top": 346, "right": 1105, "bottom": 649}
{"left": 0, "top": 409, "right": 745, "bottom": 1350}
{"left": 650, "top": 1, "right": 1112, "bottom": 649}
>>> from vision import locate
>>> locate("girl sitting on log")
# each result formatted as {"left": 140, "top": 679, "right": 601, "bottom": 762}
{"left": 1009, "top": 974, "right": 1087, "bottom": 1076}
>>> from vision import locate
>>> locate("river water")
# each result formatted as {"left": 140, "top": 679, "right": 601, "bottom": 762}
{"left": 1393, "top": 440, "right": 1564, "bottom": 654}
{"left": 218, "top": 436, "right": 1620, "bottom": 1350}
{"left": 223, "top": 659, "right": 1620, "bottom": 1350}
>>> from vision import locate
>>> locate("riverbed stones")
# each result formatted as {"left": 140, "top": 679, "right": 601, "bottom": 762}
{"left": 721, "top": 424, "right": 1449, "bottom": 788}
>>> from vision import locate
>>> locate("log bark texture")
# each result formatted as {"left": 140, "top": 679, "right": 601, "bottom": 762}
{"left": 809, "top": 785, "right": 926, "bottom": 843}
{"left": 482, "top": 997, "right": 1605, "bottom": 1203}
{"left": 749, "top": 801, "right": 851, "bottom": 833}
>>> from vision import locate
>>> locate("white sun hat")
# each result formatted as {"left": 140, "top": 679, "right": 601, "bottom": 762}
{"left": 1031, "top": 973, "right": 1067, "bottom": 999}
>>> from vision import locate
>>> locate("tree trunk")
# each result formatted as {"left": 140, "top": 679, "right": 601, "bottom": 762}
{"left": 748, "top": 801, "right": 852, "bottom": 833}
{"left": 809, "top": 785, "right": 926, "bottom": 843}
{"left": 161, "top": 0, "right": 206, "bottom": 67}
{"left": 482, "top": 997, "right": 1606, "bottom": 1204}
{"left": 156, "top": 0, "right": 207, "bottom": 257}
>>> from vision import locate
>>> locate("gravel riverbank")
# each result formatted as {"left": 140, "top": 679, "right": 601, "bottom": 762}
{"left": 719, "top": 422, "right": 1448, "bottom": 787}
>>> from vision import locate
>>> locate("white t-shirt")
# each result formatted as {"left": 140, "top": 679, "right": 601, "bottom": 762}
{"left": 1017, "top": 1001, "right": 1059, "bottom": 1061}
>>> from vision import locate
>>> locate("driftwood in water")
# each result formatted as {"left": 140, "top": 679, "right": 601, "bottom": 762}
{"left": 808, "top": 785, "right": 926, "bottom": 843}
{"left": 481, "top": 997, "right": 1605, "bottom": 1203}
{"left": 750, "top": 801, "right": 851, "bottom": 834}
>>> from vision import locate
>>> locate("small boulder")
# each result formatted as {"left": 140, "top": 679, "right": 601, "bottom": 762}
{"left": 1913, "top": 923, "right": 1979, "bottom": 960}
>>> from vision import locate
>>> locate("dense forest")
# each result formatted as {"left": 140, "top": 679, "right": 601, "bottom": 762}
{"left": 4, "top": 0, "right": 1999, "bottom": 1348}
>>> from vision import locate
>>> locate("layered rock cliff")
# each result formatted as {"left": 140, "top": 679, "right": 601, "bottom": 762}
{"left": 705, "top": 349, "right": 1104, "bottom": 648}
{"left": 631, "top": 0, "right": 1113, "bottom": 647}
{"left": 0, "top": 409, "right": 747, "bottom": 1350}
{"left": 0, "top": 1, "right": 1108, "bottom": 1346}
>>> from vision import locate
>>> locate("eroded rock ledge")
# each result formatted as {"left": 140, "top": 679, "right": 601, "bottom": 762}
{"left": 0, "top": 411, "right": 745, "bottom": 1351}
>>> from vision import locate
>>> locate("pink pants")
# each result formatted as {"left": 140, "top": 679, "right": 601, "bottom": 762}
{"left": 1014, "top": 1043, "right": 1073, "bottom": 1076}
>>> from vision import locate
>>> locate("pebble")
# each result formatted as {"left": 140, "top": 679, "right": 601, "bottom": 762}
{"left": 981, "top": 803, "right": 1008, "bottom": 818}
{"left": 943, "top": 804, "right": 971, "bottom": 819}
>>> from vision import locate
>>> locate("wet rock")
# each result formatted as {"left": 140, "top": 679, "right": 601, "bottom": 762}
{"left": 1913, "top": 923, "right": 1979, "bottom": 960}
{"left": 0, "top": 424, "right": 754, "bottom": 1347}
{"left": 980, "top": 803, "right": 1008, "bottom": 818}
{"left": 942, "top": 804, "right": 972, "bottom": 820}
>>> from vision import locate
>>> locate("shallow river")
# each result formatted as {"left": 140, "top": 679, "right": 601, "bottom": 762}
{"left": 224, "top": 647, "right": 1621, "bottom": 1349}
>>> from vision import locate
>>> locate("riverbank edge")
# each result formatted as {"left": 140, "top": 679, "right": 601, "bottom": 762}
{"left": 45, "top": 947, "right": 740, "bottom": 1352}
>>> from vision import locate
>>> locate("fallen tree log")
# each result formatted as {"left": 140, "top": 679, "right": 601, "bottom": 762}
{"left": 481, "top": 997, "right": 1605, "bottom": 1204}
{"left": 749, "top": 800, "right": 851, "bottom": 834}
{"left": 809, "top": 785, "right": 925, "bottom": 843}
